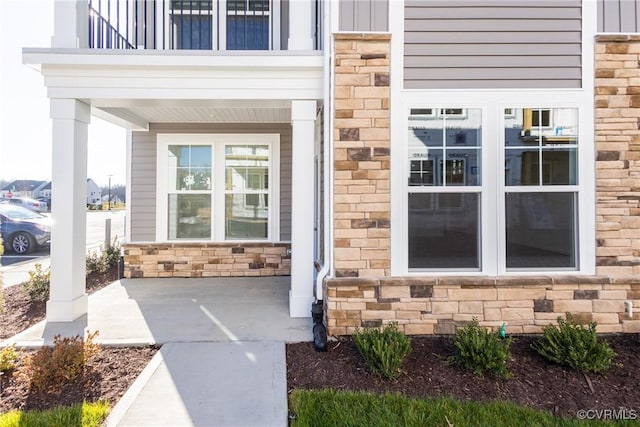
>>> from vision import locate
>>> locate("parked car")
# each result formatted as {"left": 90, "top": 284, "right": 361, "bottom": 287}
{"left": 6, "top": 197, "right": 48, "bottom": 213}
{"left": 37, "top": 197, "right": 52, "bottom": 211}
{"left": 0, "top": 204, "right": 51, "bottom": 254}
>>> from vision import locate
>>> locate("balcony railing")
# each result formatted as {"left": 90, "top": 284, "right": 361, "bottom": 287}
{"left": 88, "top": 0, "right": 323, "bottom": 50}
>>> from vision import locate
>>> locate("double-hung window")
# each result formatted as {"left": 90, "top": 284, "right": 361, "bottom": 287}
{"left": 404, "top": 104, "right": 584, "bottom": 274}
{"left": 407, "top": 108, "right": 482, "bottom": 270}
{"left": 504, "top": 108, "right": 578, "bottom": 269}
{"left": 158, "top": 134, "right": 279, "bottom": 242}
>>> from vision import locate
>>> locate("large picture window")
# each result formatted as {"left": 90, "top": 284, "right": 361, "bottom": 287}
{"left": 158, "top": 134, "right": 279, "bottom": 242}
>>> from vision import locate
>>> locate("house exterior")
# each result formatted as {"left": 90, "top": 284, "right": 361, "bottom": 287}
{"left": 0, "top": 180, "right": 48, "bottom": 199}
{"left": 86, "top": 178, "right": 102, "bottom": 206}
{"left": 23, "top": 0, "right": 640, "bottom": 335}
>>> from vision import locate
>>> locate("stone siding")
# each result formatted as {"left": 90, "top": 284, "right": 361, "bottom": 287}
{"left": 123, "top": 243, "right": 290, "bottom": 278}
{"left": 595, "top": 35, "right": 640, "bottom": 276}
{"left": 325, "top": 277, "right": 640, "bottom": 336}
{"left": 333, "top": 33, "right": 392, "bottom": 279}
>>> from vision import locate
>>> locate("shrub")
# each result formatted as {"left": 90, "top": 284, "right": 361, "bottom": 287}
{"left": 0, "top": 344, "right": 20, "bottom": 373}
{"left": 101, "top": 238, "right": 122, "bottom": 268}
{"left": 19, "top": 331, "right": 101, "bottom": 394}
{"left": 353, "top": 322, "right": 412, "bottom": 380}
{"left": 448, "top": 319, "right": 512, "bottom": 379}
{"left": 22, "top": 263, "right": 50, "bottom": 302}
{"left": 86, "top": 250, "right": 107, "bottom": 274}
{"left": 531, "top": 313, "right": 617, "bottom": 373}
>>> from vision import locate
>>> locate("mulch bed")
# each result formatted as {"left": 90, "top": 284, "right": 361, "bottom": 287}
{"left": 287, "top": 334, "right": 640, "bottom": 419}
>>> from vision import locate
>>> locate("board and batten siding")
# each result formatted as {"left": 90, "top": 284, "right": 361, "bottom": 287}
{"left": 404, "top": 0, "right": 582, "bottom": 89}
{"left": 598, "top": 0, "right": 640, "bottom": 33}
{"left": 130, "top": 123, "right": 292, "bottom": 242}
{"left": 339, "top": 0, "right": 388, "bottom": 32}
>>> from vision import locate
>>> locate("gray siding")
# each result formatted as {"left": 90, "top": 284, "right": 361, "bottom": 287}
{"left": 598, "top": 0, "right": 640, "bottom": 33}
{"left": 130, "top": 123, "right": 292, "bottom": 242}
{"left": 404, "top": 1, "right": 582, "bottom": 89}
{"left": 339, "top": 0, "right": 388, "bottom": 32}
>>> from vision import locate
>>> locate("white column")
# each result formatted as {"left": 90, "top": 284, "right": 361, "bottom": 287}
{"left": 51, "top": 0, "right": 89, "bottom": 48}
{"left": 288, "top": 0, "right": 314, "bottom": 50}
{"left": 47, "top": 99, "right": 91, "bottom": 322}
{"left": 290, "top": 100, "right": 317, "bottom": 317}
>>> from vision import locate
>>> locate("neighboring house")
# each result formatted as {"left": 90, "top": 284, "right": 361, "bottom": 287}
{"left": 86, "top": 178, "right": 102, "bottom": 206}
{"left": 0, "top": 180, "right": 48, "bottom": 199}
{"left": 38, "top": 182, "right": 52, "bottom": 199}
{"left": 23, "top": 1, "right": 640, "bottom": 336}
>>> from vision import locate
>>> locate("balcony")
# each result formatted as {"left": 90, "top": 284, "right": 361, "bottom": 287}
{"left": 88, "top": 0, "right": 323, "bottom": 51}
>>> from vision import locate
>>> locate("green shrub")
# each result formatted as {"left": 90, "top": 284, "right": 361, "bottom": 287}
{"left": 20, "top": 331, "right": 101, "bottom": 394}
{"left": 531, "top": 313, "right": 617, "bottom": 373}
{"left": 86, "top": 250, "right": 107, "bottom": 274}
{"left": 86, "top": 239, "right": 121, "bottom": 274}
{"left": 448, "top": 319, "right": 512, "bottom": 379}
{"left": 353, "top": 322, "right": 412, "bottom": 380}
{"left": 22, "top": 264, "right": 50, "bottom": 302}
{"left": 0, "top": 344, "right": 20, "bottom": 373}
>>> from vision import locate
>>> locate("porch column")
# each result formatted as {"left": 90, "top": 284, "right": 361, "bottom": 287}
{"left": 290, "top": 100, "right": 317, "bottom": 317}
{"left": 288, "top": 0, "right": 314, "bottom": 50}
{"left": 51, "top": 0, "right": 88, "bottom": 48}
{"left": 47, "top": 99, "right": 90, "bottom": 322}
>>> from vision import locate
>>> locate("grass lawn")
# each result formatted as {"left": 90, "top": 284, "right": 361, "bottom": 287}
{"left": 289, "top": 389, "right": 638, "bottom": 427}
{"left": 0, "top": 401, "right": 109, "bottom": 427}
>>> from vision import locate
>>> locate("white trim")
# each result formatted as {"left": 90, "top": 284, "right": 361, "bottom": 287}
{"left": 156, "top": 133, "right": 280, "bottom": 243}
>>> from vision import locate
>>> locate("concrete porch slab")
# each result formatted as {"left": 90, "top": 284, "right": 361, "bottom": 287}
{"left": 2, "top": 276, "right": 313, "bottom": 347}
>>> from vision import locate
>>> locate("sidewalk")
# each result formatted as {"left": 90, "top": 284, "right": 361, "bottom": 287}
{"left": 2, "top": 276, "right": 312, "bottom": 426}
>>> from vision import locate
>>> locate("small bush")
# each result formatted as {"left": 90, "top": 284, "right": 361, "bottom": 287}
{"left": 19, "top": 331, "right": 101, "bottom": 394}
{"left": 531, "top": 313, "right": 617, "bottom": 373}
{"left": 22, "top": 263, "right": 50, "bottom": 302}
{"left": 101, "top": 238, "right": 121, "bottom": 268}
{"left": 0, "top": 344, "right": 20, "bottom": 373}
{"left": 449, "top": 319, "right": 512, "bottom": 379}
{"left": 86, "top": 250, "right": 107, "bottom": 274}
{"left": 353, "top": 322, "right": 412, "bottom": 380}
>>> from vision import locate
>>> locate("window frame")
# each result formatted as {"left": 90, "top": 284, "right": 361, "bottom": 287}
{"left": 156, "top": 133, "right": 280, "bottom": 242}
{"left": 394, "top": 91, "right": 594, "bottom": 277}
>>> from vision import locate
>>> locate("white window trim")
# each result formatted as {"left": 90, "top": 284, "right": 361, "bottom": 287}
{"left": 392, "top": 89, "right": 595, "bottom": 277}
{"left": 156, "top": 133, "right": 280, "bottom": 242}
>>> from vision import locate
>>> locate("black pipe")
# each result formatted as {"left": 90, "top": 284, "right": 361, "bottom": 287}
{"left": 311, "top": 300, "right": 327, "bottom": 352}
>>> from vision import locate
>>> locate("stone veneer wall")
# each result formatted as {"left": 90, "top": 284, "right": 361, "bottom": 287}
{"left": 333, "top": 33, "right": 392, "bottom": 278}
{"left": 123, "top": 243, "right": 290, "bottom": 278}
{"left": 325, "top": 277, "right": 640, "bottom": 336}
{"left": 323, "top": 34, "right": 640, "bottom": 336}
{"left": 595, "top": 35, "right": 640, "bottom": 275}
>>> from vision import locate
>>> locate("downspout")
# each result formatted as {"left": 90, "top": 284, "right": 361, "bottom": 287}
{"left": 311, "top": 0, "right": 335, "bottom": 352}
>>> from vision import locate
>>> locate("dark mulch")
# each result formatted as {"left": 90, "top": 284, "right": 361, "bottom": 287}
{"left": 287, "top": 334, "right": 640, "bottom": 419}
{"left": 0, "top": 264, "right": 158, "bottom": 414}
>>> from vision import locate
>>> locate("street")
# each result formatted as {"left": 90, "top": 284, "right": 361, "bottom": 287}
{"left": 0, "top": 210, "right": 126, "bottom": 268}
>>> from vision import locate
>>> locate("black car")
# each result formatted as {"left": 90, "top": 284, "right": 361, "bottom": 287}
{"left": 0, "top": 204, "right": 51, "bottom": 254}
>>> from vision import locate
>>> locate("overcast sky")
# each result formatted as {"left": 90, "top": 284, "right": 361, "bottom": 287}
{"left": 0, "top": 0, "right": 126, "bottom": 187}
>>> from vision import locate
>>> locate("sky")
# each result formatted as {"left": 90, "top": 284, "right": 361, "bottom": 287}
{"left": 0, "top": 0, "right": 126, "bottom": 187}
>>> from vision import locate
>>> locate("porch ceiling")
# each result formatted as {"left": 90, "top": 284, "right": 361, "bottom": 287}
{"left": 96, "top": 105, "right": 292, "bottom": 128}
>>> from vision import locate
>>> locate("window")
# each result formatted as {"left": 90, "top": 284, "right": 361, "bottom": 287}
{"left": 407, "top": 108, "right": 482, "bottom": 270}
{"left": 164, "top": 0, "right": 277, "bottom": 50}
{"left": 158, "top": 134, "right": 279, "bottom": 242}
{"left": 504, "top": 108, "right": 578, "bottom": 269}
{"left": 405, "top": 105, "right": 581, "bottom": 273}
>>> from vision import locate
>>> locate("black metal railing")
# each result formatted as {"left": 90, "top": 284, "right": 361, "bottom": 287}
{"left": 88, "top": 0, "right": 323, "bottom": 51}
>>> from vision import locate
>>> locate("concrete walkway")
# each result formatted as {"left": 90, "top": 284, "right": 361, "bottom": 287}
{"left": 2, "top": 277, "right": 313, "bottom": 427}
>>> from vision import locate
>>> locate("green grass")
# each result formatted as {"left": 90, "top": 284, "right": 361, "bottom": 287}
{"left": 289, "top": 389, "right": 637, "bottom": 427}
{"left": 0, "top": 401, "right": 109, "bottom": 427}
